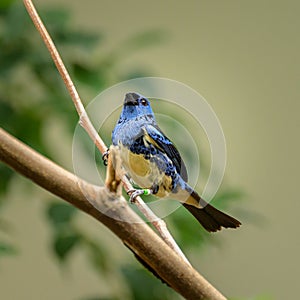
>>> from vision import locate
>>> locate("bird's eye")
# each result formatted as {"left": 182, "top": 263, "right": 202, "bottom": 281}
{"left": 140, "top": 98, "right": 148, "bottom": 106}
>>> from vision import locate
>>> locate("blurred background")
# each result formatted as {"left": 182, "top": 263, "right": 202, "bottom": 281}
{"left": 0, "top": 0, "right": 299, "bottom": 299}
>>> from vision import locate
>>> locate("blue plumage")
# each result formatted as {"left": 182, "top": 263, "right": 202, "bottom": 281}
{"left": 112, "top": 92, "right": 241, "bottom": 232}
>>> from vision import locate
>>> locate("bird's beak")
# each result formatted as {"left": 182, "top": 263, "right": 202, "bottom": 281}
{"left": 124, "top": 92, "right": 140, "bottom": 105}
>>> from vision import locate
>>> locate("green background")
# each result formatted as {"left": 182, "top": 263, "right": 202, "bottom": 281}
{"left": 1, "top": 0, "right": 299, "bottom": 299}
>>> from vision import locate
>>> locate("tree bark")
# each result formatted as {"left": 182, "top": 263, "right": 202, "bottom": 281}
{"left": 0, "top": 127, "right": 226, "bottom": 300}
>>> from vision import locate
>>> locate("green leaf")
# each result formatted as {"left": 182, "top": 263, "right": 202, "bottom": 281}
{"left": 121, "top": 266, "right": 178, "bottom": 300}
{"left": 4, "top": 3, "right": 31, "bottom": 41}
{"left": 0, "top": 241, "right": 17, "bottom": 256}
{"left": 0, "top": 164, "right": 14, "bottom": 196}
{"left": 41, "top": 8, "right": 70, "bottom": 28}
{"left": 41, "top": 9, "right": 100, "bottom": 48}
{"left": 60, "top": 31, "right": 101, "bottom": 48}
{"left": 0, "top": 0, "right": 16, "bottom": 11}
{"left": 213, "top": 189, "right": 245, "bottom": 210}
{"left": 47, "top": 202, "right": 77, "bottom": 227}
{"left": 85, "top": 239, "right": 108, "bottom": 273}
{"left": 168, "top": 206, "right": 210, "bottom": 248}
{"left": 53, "top": 232, "right": 80, "bottom": 261}
{"left": 73, "top": 63, "right": 106, "bottom": 89}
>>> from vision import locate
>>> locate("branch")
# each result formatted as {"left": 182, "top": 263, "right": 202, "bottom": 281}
{"left": 0, "top": 128, "right": 226, "bottom": 300}
{"left": 19, "top": 1, "right": 228, "bottom": 298}
{"left": 23, "top": 0, "right": 106, "bottom": 153}
{"left": 23, "top": 0, "right": 189, "bottom": 263}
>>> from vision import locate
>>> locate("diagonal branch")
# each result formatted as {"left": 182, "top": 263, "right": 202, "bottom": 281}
{"left": 0, "top": 127, "right": 226, "bottom": 300}
{"left": 23, "top": 0, "right": 189, "bottom": 263}
{"left": 23, "top": 0, "right": 106, "bottom": 153}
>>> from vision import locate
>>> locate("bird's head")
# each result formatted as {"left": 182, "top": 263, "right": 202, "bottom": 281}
{"left": 120, "top": 92, "right": 155, "bottom": 121}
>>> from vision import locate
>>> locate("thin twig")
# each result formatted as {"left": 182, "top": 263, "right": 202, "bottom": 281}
{"left": 23, "top": 0, "right": 106, "bottom": 153}
{"left": 23, "top": 0, "right": 190, "bottom": 263}
{"left": 122, "top": 176, "right": 190, "bottom": 264}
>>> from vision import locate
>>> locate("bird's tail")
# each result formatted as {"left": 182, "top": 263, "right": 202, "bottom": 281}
{"left": 182, "top": 191, "right": 241, "bottom": 232}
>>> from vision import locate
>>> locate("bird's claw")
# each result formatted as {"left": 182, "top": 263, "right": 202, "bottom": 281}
{"left": 102, "top": 149, "right": 109, "bottom": 166}
{"left": 127, "top": 189, "right": 144, "bottom": 203}
{"left": 127, "top": 188, "right": 152, "bottom": 203}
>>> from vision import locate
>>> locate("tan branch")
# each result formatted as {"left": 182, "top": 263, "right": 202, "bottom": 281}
{"left": 23, "top": 0, "right": 189, "bottom": 262}
{"left": 23, "top": 0, "right": 106, "bottom": 153}
{"left": 0, "top": 128, "right": 226, "bottom": 300}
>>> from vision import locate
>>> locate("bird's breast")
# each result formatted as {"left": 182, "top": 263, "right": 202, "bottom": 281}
{"left": 128, "top": 151, "right": 150, "bottom": 177}
{"left": 118, "top": 144, "right": 174, "bottom": 197}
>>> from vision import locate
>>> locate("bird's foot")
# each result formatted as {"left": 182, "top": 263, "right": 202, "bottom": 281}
{"left": 127, "top": 188, "right": 152, "bottom": 203}
{"left": 102, "top": 149, "right": 109, "bottom": 166}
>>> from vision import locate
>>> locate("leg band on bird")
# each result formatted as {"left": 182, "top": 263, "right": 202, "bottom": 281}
{"left": 127, "top": 188, "right": 153, "bottom": 203}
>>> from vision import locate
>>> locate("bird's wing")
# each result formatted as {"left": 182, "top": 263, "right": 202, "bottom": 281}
{"left": 143, "top": 124, "right": 188, "bottom": 181}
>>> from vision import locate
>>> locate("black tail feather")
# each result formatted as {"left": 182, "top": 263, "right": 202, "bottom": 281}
{"left": 182, "top": 202, "right": 241, "bottom": 232}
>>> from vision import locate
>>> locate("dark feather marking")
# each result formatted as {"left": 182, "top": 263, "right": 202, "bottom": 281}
{"left": 182, "top": 190, "right": 241, "bottom": 232}
{"left": 147, "top": 125, "right": 188, "bottom": 181}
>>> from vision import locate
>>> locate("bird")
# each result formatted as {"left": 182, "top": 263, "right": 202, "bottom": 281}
{"left": 111, "top": 92, "right": 241, "bottom": 232}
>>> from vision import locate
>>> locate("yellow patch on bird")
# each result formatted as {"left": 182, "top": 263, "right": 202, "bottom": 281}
{"left": 128, "top": 151, "right": 150, "bottom": 177}
{"left": 156, "top": 174, "right": 173, "bottom": 197}
{"left": 143, "top": 130, "right": 164, "bottom": 151}
{"left": 171, "top": 189, "right": 203, "bottom": 208}
{"left": 184, "top": 195, "right": 202, "bottom": 208}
